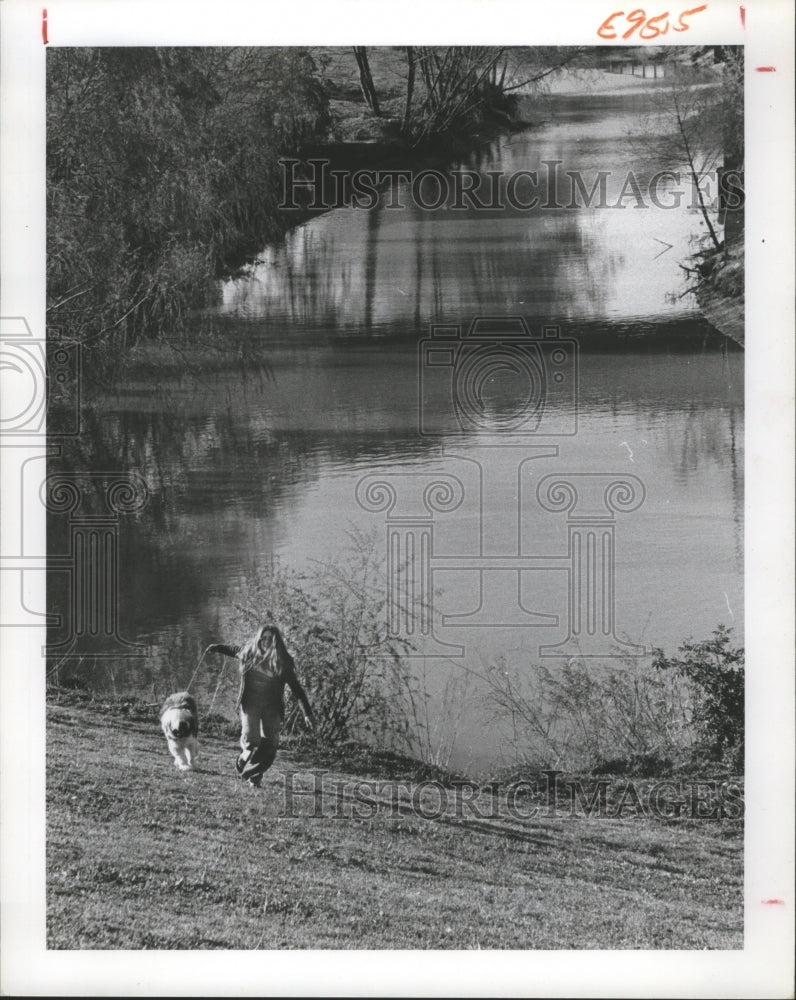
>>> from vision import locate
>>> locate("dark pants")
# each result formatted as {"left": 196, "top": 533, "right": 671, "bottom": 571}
{"left": 238, "top": 672, "right": 282, "bottom": 774}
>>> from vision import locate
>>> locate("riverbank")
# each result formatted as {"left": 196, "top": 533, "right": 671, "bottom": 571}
{"left": 695, "top": 238, "right": 745, "bottom": 348}
{"left": 51, "top": 47, "right": 543, "bottom": 387}
{"left": 47, "top": 692, "right": 742, "bottom": 949}
{"left": 48, "top": 47, "right": 542, "bottom": 372}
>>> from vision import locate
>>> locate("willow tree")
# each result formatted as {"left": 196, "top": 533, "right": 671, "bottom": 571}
{"left": 47, "top": 47, "right": 328, "bottom": 355}
{"left": 403, "top": 46, "right": 589, "bottom": 143}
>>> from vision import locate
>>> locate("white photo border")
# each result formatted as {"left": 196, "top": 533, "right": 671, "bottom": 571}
{"left": 1, "top": 0, "right": 793, "bottom": 995}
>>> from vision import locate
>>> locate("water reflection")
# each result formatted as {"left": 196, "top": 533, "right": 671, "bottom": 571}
{"left": 50, "top": 84, "right": 743, "bottom": 771}
{"left": 220, "top": 91, "right": 706, "bottom": 337}
{"left": 52, "top": 346, "right": 742, "bottom": 642}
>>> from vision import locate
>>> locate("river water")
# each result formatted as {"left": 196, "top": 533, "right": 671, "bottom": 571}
{"left": 54, "top": 80, "right": 743, "bottom": 773}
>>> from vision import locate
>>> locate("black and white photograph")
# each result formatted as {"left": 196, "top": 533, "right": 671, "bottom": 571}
{"left": 0, "top": 0, "right": 793, "bottom": 995}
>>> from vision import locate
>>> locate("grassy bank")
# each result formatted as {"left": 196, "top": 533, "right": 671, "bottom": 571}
{"left": 47, "top": 694, "right": 742, "bottom": 950}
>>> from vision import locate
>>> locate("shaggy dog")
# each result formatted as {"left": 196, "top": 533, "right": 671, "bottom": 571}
{"left": 160, "top": 691, "right": 199, "bottom": 771}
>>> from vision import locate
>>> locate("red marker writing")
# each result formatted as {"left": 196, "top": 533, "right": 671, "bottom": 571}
{"left": 42, "top": 8, "right": 48, "bottom": 45}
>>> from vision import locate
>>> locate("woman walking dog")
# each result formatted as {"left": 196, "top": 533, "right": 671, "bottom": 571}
{"left": 208, "top": 625, "right": 314, "bottom": 785}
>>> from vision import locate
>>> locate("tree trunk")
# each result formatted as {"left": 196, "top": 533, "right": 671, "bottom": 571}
{"left": 353, "top": 46, "right": 381, "bottom": 117}
{"left": 675, "top": 105, "right": 722, "bottom": 251}
{"left": 403, "top": 46, "right": 416, "bottom": 133}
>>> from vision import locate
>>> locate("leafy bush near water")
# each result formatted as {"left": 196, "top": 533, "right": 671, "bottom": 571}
{"left": 47, "top": 48, "right": 328, "bottom": 354}
{"left": 229, "top": 534, "right": 422, "bottom": 752}
{"left": 652, "top": 626, "right": 744, "bottom": 771}
{"left": 486, "top": 627, "right": 744, "bottom": 775}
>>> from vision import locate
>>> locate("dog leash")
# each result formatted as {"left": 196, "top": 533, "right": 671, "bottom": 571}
{"left": 185, "top": 645, "right": 213, "bottom": 693}
{"left": 186, "top": 644, "right": 233, "bottom": 717}
{"left": 207, "top": 660, "right": 228, "bottom": 716}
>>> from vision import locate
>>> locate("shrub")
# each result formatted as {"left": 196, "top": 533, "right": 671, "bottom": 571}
{"left": 229, "top": 532, "right": 420, "bottom": 751}
{"left": 485, "top": 627, "right": 744, "bottom": 775}
{"left": 485, "top": 652, "right": 694, "bottom": 774}
{"left": 652, "top": 625, "right": 744, "bottom": 771}
{"left": 47, "top": 47, "right": 329, "bottom": 357}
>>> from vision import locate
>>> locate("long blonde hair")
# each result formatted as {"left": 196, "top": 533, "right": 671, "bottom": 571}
{"left": 238, "top": 624, "right": 294, "bottom": 679}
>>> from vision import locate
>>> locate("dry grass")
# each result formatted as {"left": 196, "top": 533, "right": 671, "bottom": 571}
{"left": 47, "top": 698, "right": 742, "bottom": 950}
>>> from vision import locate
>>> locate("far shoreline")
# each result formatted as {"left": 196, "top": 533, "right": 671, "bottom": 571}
{"left": 61, "top": 61, "right": 742, "bottom": 389}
